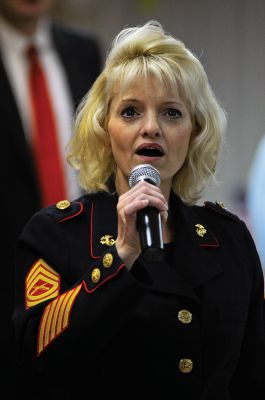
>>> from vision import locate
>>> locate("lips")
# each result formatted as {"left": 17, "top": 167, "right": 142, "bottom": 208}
{"left": 135, "top": 143, "right": 165, "bottom": 157}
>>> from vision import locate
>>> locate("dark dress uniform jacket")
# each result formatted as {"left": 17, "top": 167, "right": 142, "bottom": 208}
{"left": 1, "top": 21, "right": 101, "bottom": 386}
{"left": 13, "top": 191, "right": 265, "bottom": 399}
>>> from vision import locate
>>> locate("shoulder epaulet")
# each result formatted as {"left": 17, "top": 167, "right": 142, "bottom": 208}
{"left": 204, "top": 201, "right": 240, "bottom": 222}
{"left": 44, "top": 199, "right": 84, "bottom": 223}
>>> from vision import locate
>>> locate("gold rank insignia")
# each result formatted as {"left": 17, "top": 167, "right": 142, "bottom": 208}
{"left": 25, "top": 259, "right": 60, "bottom": 309}
{"left": 195, "top": 223, "right": 207, "bottom": 237}
{"left": 38, "top": 283, "right": 82, "bottom": 354}
{"left": 100, "top": 234, "right": 116, "bottom": 246}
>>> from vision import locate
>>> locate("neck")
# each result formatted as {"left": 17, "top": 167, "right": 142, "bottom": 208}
{"left": 1, "top": 14, "right": 38, "bottom": 36}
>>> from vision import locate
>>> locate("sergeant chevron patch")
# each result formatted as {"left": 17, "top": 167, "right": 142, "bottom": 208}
{"left": 37, "top": 283, "right": 82, "bottom": 355}
{"left": 25, "top": 259, "right": 60, "bottom": 309}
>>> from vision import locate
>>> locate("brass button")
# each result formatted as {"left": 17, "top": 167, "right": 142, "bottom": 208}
{"left": 91, "top": 268, "right": 101, "bottom": 283}
{"left": 56, "top": 200, "right": 70, "bottom": 210}
{"left": 103, "top": 253, "right": 113, "bottom": 268}
{"left": 179, "top": 358, "right": 193, "bottom": 373}
{"left": 178, "top": 309, "right": 192, "bottom": 324}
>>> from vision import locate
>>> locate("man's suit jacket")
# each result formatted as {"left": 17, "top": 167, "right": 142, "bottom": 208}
{"left": 13, "top": 190, "right": 265, "bottom": 398}
{"left": 0, "top": 20, "right": 101, "bottom": 387}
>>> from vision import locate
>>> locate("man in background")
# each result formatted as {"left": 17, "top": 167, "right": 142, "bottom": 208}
{"left": 0, "top": 0, "right": 101, "bottom": 388}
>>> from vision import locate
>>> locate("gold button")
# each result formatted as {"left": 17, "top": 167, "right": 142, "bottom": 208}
{"left": 56, "top": 200, "right": 70, "bottom": 210}
{"left": 179, "top": 358, "right": 193, "bottom": 373}
{"left": 91, "top": 268, "right": 101, "bottom": 283}
{"left": 103, "top": 253, "right": 113, "bottom": 268}
{"left": 178, "top": 309, "right": 192, "bottom": 324}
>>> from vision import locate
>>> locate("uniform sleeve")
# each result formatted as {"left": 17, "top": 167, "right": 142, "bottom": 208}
{"left": 230, "top": 222, "right": 265, "bottom": 397}
{"left": 12, "top": 209, "right": 147, "bottom": 388}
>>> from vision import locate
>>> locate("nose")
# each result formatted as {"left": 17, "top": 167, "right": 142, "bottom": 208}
{"left": 140, "top": 112, "right": 162, "bottom": 137}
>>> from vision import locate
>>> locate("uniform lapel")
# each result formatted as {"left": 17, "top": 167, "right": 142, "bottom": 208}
{"left": 138, "top": 193, "right": 223, "bottom": 301}
{"left": 88, "top": 191, "right": 118, "bottom": 259}
{"left": 0, "top": 57, "right": 39, "bottom": 190}
{"left": 88, "top": 191, "right": 223, "bottom": 301}
{"left": 171, "top": 193, "right": 223, "bottom": 289}
{"left": 51, "top": 22, "right": 100, "bottom": 108}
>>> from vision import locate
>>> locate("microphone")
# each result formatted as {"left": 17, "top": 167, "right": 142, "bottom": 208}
{"left": 128, "top": 164, "right": 164, "bottom": 262}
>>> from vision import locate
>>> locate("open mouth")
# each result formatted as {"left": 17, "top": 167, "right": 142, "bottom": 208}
{"left": 136, "top": 146, "right": 164, "bottom": 157}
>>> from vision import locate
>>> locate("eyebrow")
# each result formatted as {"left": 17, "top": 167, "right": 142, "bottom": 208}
{"left": 120, "top": 98, "right": 186, "bottom": 107}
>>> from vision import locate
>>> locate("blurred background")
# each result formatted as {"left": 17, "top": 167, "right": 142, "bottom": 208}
{"left": 51, "top": 0, "right": 265, "bottom": 222}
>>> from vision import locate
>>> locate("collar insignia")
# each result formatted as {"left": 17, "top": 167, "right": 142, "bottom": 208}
{"left": 215, "top": 201, "right": 227, "bottom": 209}
{"left": 195, "top": 223, "right": 207, "bottom": 237}
{"left": 100, "top": 234, "right": 116, "bottom": 246}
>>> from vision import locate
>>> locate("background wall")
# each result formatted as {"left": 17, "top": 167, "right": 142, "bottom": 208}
{"left": 52, "top": 0, "right": 265, "bottom": 221}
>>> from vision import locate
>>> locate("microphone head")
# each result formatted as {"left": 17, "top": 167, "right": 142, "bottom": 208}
{"left": 128, "top": 164, "right": 161, "bottom": 188}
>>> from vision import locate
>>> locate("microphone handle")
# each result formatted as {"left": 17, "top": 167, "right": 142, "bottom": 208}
{"left": 136, "top": 206, "right": 164, "bottom": 262}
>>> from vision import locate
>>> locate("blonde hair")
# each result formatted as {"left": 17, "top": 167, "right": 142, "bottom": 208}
{"left": 67, "top": 20, "right": 227, "bottom": 204}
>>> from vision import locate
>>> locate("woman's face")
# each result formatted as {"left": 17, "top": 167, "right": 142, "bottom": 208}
{"left": 107, "top": 75, "right": 193, "bottom": 194}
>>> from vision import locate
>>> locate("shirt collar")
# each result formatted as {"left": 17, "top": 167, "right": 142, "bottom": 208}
{"left": 0, "top": 15, "right": 52, "bottom": 56}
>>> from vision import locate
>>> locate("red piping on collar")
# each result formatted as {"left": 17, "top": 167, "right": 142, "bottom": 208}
{"left": 90, "top": 201, "right": 100, "bottom": 259}
{"left": 199, "top": 233, "right": 219, "bottom": 248}
{"left": 57, "top": 202, "right": 84, "bottom": 224}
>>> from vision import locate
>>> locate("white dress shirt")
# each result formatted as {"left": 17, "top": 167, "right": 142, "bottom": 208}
{"left": 0, "top": 15, "right": 81, "bottom": 201}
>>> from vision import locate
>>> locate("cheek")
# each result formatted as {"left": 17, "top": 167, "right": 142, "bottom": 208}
{"left": 109, "top": 132, "right": 125, "bottom": 152}
{"left": 108, "top": 115, "right": 123, "bottom": 134}
{"left": 108, "top": 128, "right": 130, "bottom": 160}
{"left": 169, "top": 129, "right": 192, "bottom": 164}
{"left": 108, "top": 120, "right": 121, "bottom": 149}
{"left": 173, "top": 129, "right": 192, "bottom": 150}
{"left": 108, "top": 120, "right": 135, "bottom": 152}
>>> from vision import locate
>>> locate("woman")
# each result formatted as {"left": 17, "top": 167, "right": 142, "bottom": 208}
{"left": 13, "top": 20, "right": 265, "bottom": 399}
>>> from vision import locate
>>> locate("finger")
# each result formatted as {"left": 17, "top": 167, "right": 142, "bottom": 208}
{"left": 160, "top": 210, "right": 168, "bottom": 225}
{"left": 119, "top": 184, "right": 168, "bottom": 213}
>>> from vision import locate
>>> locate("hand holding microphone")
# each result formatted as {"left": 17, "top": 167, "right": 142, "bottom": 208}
{"left": 128, "top": 164, "right": 164, "bottom": 262}
{"left": 116, "top": 164, "right": 167, "bottom": 267}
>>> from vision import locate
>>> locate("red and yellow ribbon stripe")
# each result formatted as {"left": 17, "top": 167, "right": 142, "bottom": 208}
{"left": 37, "top": 283, "right": 82, "bottom": 355}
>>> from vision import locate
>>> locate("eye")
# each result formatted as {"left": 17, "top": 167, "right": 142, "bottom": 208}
{"left": 163, "top": 108, "right": 182, "bottom": 118}
{"left": 121, "top": 106, "right": 139, "bottom": 118}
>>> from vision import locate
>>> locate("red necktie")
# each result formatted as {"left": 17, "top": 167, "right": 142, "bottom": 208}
{"left": 27, "top": 45, "right": 66, "bottom": 207}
